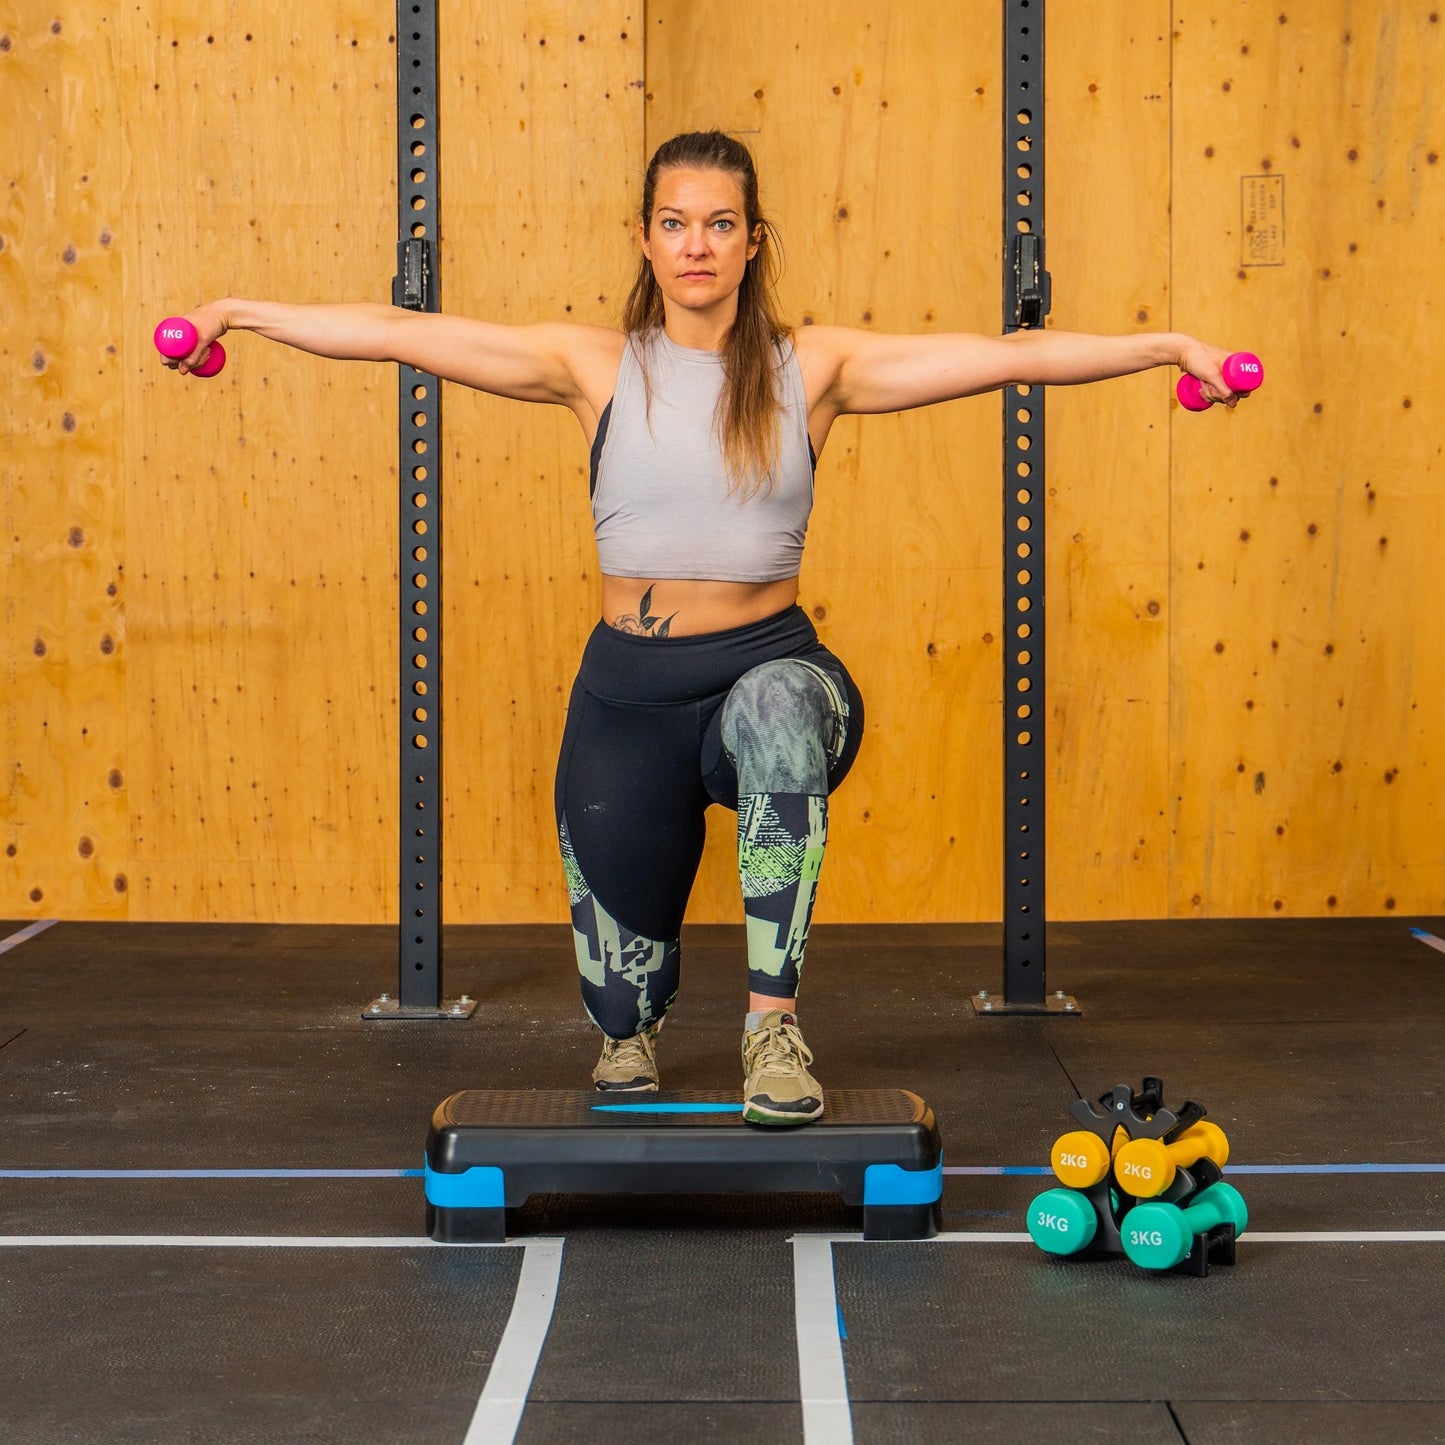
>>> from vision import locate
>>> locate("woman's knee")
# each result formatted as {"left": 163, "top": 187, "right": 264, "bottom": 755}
{"left": 569, "top": 890, "right": 680, "bottom": 1037}
{"left": 720, "top": 659, "right": 843, "bottom": 795}
{"left": 560, "top": 815, "right": 681, "bottom": 1037}
{"left": 577, "top": 938, "right": 679, "bottom": 1038}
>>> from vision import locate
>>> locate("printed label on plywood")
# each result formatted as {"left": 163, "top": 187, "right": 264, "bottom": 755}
{"left": 1241, "top": 175, "right": 1284, "bottom": 266}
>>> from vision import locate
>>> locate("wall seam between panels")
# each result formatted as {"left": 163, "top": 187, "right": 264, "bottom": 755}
{"left": 1167, "top": 0, "right": 1177, "bottom": 917}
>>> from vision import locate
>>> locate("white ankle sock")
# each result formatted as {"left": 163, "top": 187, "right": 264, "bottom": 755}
{"left": 746, "top": 1008, "right": 793, "bottom": 1031}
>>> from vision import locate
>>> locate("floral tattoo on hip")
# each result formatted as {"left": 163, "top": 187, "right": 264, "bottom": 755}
{"left": 609, "top": 584, "right": 678, "bottom": 637}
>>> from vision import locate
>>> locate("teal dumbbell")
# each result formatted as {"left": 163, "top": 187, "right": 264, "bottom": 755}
{"left": 1026, "top": 1187, "right": 1099, "bottom": 1257}
{"left": 1120, "top": 1181, "right": 1249, "bottom": 1270}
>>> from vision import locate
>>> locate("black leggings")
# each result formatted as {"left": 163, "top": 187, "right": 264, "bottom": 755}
{"left": 555, "top": 605, "right": 864, "bottom": 1037}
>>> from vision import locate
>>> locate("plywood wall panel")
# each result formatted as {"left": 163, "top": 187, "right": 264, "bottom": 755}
{"left": 435, "top": 4, "right": 643, "bottom": 923}
{"left": 118, "top": 3, "right": 399, "bottom": 920}
{"left": 1170, "top": 3, "right": 1445, "bottom": 917}
{"left": 1, "top": 5, "right": 130, "bottom": 917}
{"left": 6, "top": 4, "right": 1443, "bottom": 925}
{"left": 646, "top": 0, "right": 1003, "bottom": 924}
{"left": 1044, "top": 4, "right": 1173, "bottom": 920}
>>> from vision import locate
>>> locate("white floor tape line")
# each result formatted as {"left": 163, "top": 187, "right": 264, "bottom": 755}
{"left": 0, "top": 919, "right": 57, "bottom": 956}
{"left": 1244, "top": 1231, "right": 1445, "bottom": 1243}
{"left": 0, "top": 1234, "right": 564, "bottom": 1445}
{"left": 802, "top": 1231, "right": 1445, "bottom": 1246}
{"left": 0, "top": 1235, "right": 535, "bottom": 1248}
{"left": 462, "top": 1237, "right": 564, "bottom": 1445}
{"left": 787, "top": 1223, "right": 1445, "bottom": 1445}
{"left": 792, "top": 1234, "right": 855, "bottom": 1445}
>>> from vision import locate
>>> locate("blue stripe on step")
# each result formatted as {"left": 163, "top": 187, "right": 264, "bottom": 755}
{"left": 591, "top": 1102, "right": 745, "bottom": 1114}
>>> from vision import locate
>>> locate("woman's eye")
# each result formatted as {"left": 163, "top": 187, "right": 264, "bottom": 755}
{"left": 714, "top": 219, "right": 733, "bottom": 232}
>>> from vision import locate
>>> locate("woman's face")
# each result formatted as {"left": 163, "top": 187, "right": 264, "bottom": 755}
{"left": 641, "top": 167, "right": 760, "bottom": 320}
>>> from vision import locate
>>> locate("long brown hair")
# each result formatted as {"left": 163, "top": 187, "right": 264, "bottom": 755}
{"left": 621, "top": 131, "right": 791, "bottom": 499}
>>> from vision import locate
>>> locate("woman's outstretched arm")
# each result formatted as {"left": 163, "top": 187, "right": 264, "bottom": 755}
{"left": 799, "top": 324, "right": 1242, "bottom": 427}
{"left": 164, "top": 298, "right": 621, "bottom": 419}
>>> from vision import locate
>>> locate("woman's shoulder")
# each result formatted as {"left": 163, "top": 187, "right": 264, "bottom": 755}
{"left": 553, "top": 322, "right": 627, "bottom": 360}
{"left": 509, "top": 320, "right": 627, "bottom": 371}
{"left": 790, "top": 324, "right": 861, "bottom": 361}
{"left": 547, "top": 323, "right": 627, "bottom": 397}
{"left": 789, "top": 324, "right": 856, "bottom": 398}
{"left": 510, "top": 323, "right": 624, "bottom": 418}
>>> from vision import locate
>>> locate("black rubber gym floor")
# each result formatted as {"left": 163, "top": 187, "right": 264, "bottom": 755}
{"left": 1, "top": 918, "right": 1442, "bottom": 1444}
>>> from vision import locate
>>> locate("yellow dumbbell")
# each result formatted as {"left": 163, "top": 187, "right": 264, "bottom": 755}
{"left": 1114, "top": 1121, "right": 1230, "bottom": 1198}
{"left": 1049, "top": 1130, "right": 1112, "bottom": 1189}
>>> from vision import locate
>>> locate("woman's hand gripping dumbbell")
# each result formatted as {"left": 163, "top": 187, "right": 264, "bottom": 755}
{"left": 154, "top": 312, "right": 227, "bottom": 377}
{"left": 1177, "top": 350, "right": 1263, "bottom": 411}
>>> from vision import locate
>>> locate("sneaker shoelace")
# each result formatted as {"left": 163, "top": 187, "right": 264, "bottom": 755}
{"left": 603, "top": 1031, "right": 654, "bottom": 1071}
{"left": 746, "top": 1020, "right": 814, "bottom": 1077}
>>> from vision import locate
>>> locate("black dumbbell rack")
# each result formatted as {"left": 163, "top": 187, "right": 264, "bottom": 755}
{"left": 1038, "top": 1078, "right": 1240, "bottom": 1277}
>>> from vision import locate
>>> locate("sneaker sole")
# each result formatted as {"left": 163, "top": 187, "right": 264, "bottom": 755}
{"left": 743, "top": 1097, "right": 825, "bottom": 1126}
{"left": 593, "top": 1080, "right": 659, "bottom": 1093}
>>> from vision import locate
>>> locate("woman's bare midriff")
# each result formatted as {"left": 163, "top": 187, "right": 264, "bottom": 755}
{"left": 600, "top": 575, "right": 800, "bottom": 638}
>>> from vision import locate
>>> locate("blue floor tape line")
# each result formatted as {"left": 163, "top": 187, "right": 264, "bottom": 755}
{"left": 4, "top": 1163, "right": 1442, "bottom": 1181}
{"left": 0, "top": 1169, "right": 424, "bottom": 1180}
{"left": 946, "top": 1167, "right": 1052, "bottom": 1177}
{"left": 1226, "top": 1163, "right": 1445, "bottom": 1175}
{"left": 0, "top": 919, "right": 58, "bottom": 955}
{"left": 943, "top": 1163, "right": 1445, "bottom": 1177}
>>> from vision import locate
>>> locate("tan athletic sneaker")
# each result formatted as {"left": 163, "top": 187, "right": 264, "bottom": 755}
{"left": 591, "top": 1020, "right": 661, "bottom": 1092}
{"left": 742, "top": 1009, "right": 824, "bottom": 1125}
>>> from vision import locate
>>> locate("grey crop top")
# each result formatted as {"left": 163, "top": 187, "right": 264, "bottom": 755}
{"left": 589, "top": 329, "right": 815, "bottom": 583}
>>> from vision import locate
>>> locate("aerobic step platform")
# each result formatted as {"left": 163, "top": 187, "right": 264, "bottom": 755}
{"left": 424, "top": 1088, "right": 943, "bottom": 1241}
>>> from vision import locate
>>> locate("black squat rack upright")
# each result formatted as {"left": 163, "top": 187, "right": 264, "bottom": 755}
{"left": 974, "top": 0, "right": 1080, "bottom": 1018}
{"left": 365, "top": 0, "right": 475, "bottom": 1021}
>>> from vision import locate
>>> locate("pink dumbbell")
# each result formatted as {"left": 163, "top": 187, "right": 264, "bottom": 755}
{"left": 154, "top": 317, "right": 227, "bottom": 377}
{"left": 1177, "top": 351, "right": 1262, "bottom": 411}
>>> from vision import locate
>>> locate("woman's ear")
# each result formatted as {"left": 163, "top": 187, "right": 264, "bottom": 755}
{"left": 639, "top": 220, "right": 652, "bottom": 261}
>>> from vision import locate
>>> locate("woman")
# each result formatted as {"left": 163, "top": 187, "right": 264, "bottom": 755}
{"left": 167, "top": 130, "right": 1246, "bottom": 1125}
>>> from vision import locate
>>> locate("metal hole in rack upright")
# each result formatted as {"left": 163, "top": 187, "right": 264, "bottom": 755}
{"left": 365, "top": 0, "right": 475, "bottom": 1021}
{"left": 973, "top": 0, "right": 1078, "bottom": 1019}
